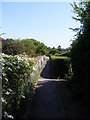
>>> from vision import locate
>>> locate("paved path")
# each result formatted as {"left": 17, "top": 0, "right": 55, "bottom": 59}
{"left": 27, "top": 61, "right": 64, "bottom": 118}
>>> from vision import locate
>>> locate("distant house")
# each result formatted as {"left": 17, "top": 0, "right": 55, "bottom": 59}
{"left": 62, "top": 48, "right": 67, "bottom": 52}
{"left": 60, "top": 48, "right": 67, "bottom": 54}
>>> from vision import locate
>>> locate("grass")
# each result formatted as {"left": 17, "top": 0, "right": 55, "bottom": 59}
{"left": 51, "top": 55, "right": 70, "bottom": 60}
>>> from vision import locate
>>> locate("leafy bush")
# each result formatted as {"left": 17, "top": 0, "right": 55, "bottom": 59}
{"left": 1, "top": 54, "right": 37, "bottom": 119}
{"left": 50, "top": 56, "right": 70, "bottom": 78}
{"left": 69, "top": 1, "right": 90, "bottom": 105}
{"left": 49, "top": 47, "right": 60, "bottom": 55}
{"left": 71, "top": 35, "right": 89, "bottom": 104}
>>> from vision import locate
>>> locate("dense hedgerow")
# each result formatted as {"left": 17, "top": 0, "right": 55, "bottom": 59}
{"left": 0, "top": 54, "right": 37, "bottom": 119}
{"left": 71, "top": 33, "right": 89, "bottom": 104}
{"left": 50, "top": 56, "right": 70, "bottom": 78}
{"left": 69, "top": 1, "right": 90, "bottom": 105}
{"left": 2, "top": 38, "right": 47, "bottom": 57}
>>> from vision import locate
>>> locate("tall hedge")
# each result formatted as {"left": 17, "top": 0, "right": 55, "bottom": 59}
{"left": 70, "top": 1, "right": 90, "bottom": 105}
{"left": 71, "top": 33, "right": 89, "bottom": 104}
{"left": 50, "top": 56, "right": 70, "bottom": 78}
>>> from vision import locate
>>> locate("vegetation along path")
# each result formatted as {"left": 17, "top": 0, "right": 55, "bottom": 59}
{"left": 20, "top": 60, "right": 88, "bottom": 119}
{"left": 27, "top": 61, "right": 64, "bottom": 118}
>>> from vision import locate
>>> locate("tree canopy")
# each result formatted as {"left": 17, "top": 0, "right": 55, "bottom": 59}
{"left": 2, "top": 38, "right": 48, "bottom": 56}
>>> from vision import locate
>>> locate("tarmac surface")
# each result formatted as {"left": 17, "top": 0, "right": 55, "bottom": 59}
{"left": 27, "top": 61, "right": 64, "bottom": 118}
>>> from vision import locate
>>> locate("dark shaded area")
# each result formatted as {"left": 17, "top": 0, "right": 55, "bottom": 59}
{"left": 53, "top": 80, "right": 88, "bottom": 119}
{"left": 50, "top": 58, "right": 70, "bottom": 79}
{"left": 70, "top": 1, "right": 89, "bottom": 107}
{"left": 40, "top": 60, "right": 53, "bottom": 79}
{"left": 19, "top": 61, "right": 88, "bottom": 119}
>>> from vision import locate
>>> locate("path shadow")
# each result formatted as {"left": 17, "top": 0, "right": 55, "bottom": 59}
{"left": 27, "top": 80, "right": 64, "bottom": 119}
{"left": 40, "top": 60, "right": 54, "bottom": 79}
{"left": 53, "top": 80, "right": 88, "bottom": 119}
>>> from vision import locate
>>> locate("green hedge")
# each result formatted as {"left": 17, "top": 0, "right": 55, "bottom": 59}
{"left": 71, "top": 36, "right": 89, "bottom": 105}
{"left": 1, "top": 54, "right": 36, "bottom": 120}
{"left": 1, "top": 54, "right": 48, "bottom": 120}
{"left": 68, "top": 1, "right": 89, "bottom": 106}
{"left": 50, "top": 56, "right": 70, "bottom": 78}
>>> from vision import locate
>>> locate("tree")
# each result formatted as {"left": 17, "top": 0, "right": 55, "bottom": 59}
{"left": 36, "top": 42, "right": 47, "bottom": 55}
{"left": 2, "top": 40, "right": 24, "bottom": 55}
{"left": 2, "top": 38, "right": 48, "bottom": 56}
{"left": 21, "top": 39, "right": 47, "bottom": 56}
{"left": 49, "top": 47, "right": 59, "bottom": 55}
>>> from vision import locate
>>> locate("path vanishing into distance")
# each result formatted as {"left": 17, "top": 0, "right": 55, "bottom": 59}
{"left": 26, "top": 61, "right": 64, "bottom": 119}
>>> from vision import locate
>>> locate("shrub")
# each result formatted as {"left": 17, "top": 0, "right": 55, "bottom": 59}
{"left": 71, "top": 36, "right": 89, "bottom": 104}
{"left": 69, "top": 1, "right": 90, "bottom": 105}
{"left": 1, "top": 54, "right": 37, "bottom": 119}
{"left": 50, "top": 56, "right": 70, "bottom": 78}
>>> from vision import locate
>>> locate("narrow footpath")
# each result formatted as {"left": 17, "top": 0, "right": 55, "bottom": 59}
{"left": 27, "top": 61, "right": 64, "bottom": 118}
